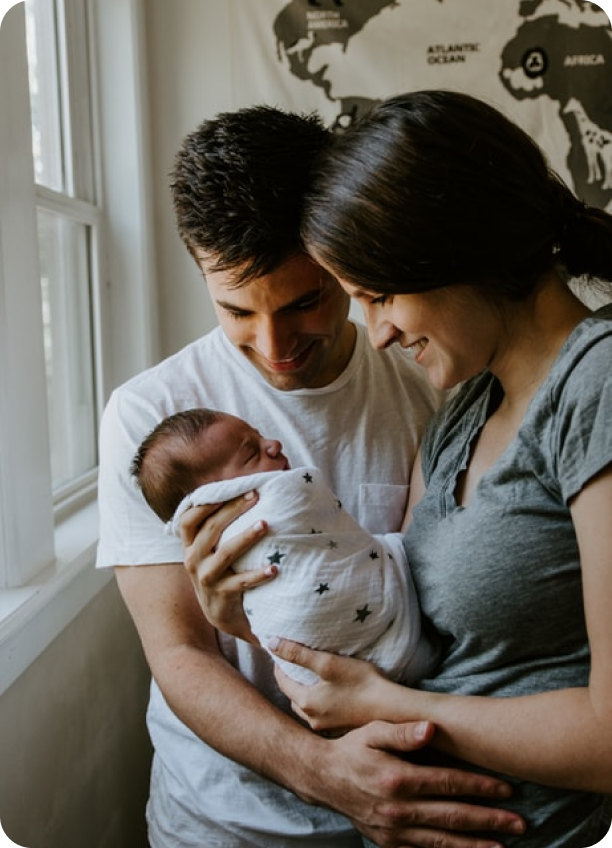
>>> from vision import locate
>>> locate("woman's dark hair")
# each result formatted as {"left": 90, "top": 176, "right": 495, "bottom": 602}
{"left": 302, "top": 90, "right": 612, "bottom": 298}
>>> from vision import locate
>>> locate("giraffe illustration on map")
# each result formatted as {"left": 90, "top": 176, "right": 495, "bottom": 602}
{"left": 563, "top": 97, "right": 612, "bottom": 190}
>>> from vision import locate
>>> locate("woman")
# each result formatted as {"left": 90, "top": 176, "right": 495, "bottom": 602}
{"left": 185, "top": 91, "right": 612, "bottom": 846}
{"left": 269, "top": 90, "right": 612, "bottom": 847}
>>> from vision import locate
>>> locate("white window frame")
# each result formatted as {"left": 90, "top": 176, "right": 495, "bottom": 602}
{"left": 0, "top": 0, "right": 158, "bottom": 695}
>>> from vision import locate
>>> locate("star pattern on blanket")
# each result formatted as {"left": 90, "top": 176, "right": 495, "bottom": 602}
{"left": 236, "top": 471, "right": 390, "bottom": 648}
{"left": 267, "top": 549, "right": 287, "bottom": 565}
{"left": 354, "top": 604, "right": 373, "bottom": 623}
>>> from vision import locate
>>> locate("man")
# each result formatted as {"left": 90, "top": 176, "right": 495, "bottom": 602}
{"left": 96, "top": 105, "right": 525, "bottom": 848}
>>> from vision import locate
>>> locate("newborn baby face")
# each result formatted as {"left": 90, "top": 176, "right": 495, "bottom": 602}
{"left": 203, "top": 414, "right": 291, "bottom": 481}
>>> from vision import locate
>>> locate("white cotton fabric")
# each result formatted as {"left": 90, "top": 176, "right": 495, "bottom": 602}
{"left": 169, "top": 466, "right": 437, "bottom": 685}
{"left": 96, "top": 322, "right": 442, "bottom": 847}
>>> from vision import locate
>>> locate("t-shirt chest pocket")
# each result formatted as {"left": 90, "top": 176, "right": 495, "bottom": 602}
{"left": 358, "top": 483, "right": 409, "bottom": 534}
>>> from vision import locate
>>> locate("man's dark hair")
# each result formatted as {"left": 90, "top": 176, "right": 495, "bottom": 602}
{"left": 170, "top": 105, "right": 333, "bottom": 285}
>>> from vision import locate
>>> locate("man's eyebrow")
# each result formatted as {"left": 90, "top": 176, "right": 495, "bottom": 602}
{"left": 279, "top": 291, "right": 323, "bottom": 311}
{"left": 215, "top": 299, "right": 252, "bottom": 313}
{"left": 216, "top": 290, "right": 322, "bottom": 314}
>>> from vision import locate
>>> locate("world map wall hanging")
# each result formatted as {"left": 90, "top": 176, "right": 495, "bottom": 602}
{"left": 229, "top": 0, "right": 612, "bottom": 212}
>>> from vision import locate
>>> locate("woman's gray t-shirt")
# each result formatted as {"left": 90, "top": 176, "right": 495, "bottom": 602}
{"left": 405, "top": 305, "right": 612, "bottom": 847}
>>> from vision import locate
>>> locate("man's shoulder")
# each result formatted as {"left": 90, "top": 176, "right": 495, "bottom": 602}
{"left": 116, "top": 327, "right": 225, "bottom": 396}
{"left": 101, "top": 328, "right": 229, "bottom": 439}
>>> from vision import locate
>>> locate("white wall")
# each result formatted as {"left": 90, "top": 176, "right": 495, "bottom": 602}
{"left": 0, "top": 581, "right": 151, "bottom": 848}
{"left": 146, "top": 1, "right": 235, "bottom": 356}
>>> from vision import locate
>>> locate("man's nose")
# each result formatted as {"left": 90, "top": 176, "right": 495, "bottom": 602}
{"left": 254, "top": 316, "right": 293, "bottom": 360}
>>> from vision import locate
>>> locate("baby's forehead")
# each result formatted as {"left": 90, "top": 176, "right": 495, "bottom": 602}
{"left": 197, "top": 413, "right": 260, "bottom": 451}
{"left": 215, "top": 413, "right": 256, "bottom": 436}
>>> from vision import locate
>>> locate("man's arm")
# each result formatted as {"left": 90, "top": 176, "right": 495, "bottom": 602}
{"left": 115, "top": 561, "right": 525, "bottom": 848}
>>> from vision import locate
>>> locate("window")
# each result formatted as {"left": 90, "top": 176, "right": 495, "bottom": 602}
{"left": 26, "top": 0, "right": 100, "bottom": 496}
{"left": 0, "top": 0, "right": 156, "bottom": 691}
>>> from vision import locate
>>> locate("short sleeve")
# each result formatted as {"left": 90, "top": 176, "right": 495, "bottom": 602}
{"left": 555, "top": 337, "right": 612, "bottom": 503}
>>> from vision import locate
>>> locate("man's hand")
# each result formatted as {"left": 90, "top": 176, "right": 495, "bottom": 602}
{"left": 179, "top": 492, "right": 276, "bottom": 642}
{"left": 311, "top": 721, "right": 525, "bottom": 848}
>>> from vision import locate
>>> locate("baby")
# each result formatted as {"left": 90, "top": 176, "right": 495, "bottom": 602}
{"left": 131, "top": 408, "right": 438, "bottom": 685}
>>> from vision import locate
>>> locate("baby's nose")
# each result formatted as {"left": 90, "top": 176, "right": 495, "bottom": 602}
{"left": 266, "top": 439, "right": 283, "bottom": 456}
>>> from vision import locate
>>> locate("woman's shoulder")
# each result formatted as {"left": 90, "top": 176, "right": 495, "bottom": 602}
{"left": 551, "top": 305, "right": 612, "bottom": 400}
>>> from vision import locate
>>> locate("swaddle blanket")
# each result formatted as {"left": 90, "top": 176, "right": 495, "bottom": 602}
{"left": 169, "top": 466, "right": 436, "bottom": 685}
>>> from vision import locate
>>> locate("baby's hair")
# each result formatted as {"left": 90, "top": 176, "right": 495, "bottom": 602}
{"left": 131, "top": 407, "right": 223, "bottom": 523}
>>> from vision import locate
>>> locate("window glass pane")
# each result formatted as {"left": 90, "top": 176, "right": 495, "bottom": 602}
{"left": 25, "top": 0, "right": 64, "bottom": 191}
{"left": 38, "top": 209, "right": 98, "bottom": 489}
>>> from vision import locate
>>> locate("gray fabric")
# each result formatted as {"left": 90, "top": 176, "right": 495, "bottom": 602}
{"left": 405, "top": 305, "right": 612, "bottom": 847}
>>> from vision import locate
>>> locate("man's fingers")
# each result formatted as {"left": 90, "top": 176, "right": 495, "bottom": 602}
{"left": 395, "top": 799, "right": 525, "bottom": 837}
{"left": 358, "top": 721, "right": 515, "bottom": 802}
{"left": 358, "top": 799, "right": 524, "bottom": 848}
{"left": 364, "top": 718, "right": 436, "bottom": 752}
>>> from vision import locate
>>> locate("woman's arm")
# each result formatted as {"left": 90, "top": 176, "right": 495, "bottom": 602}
{"left": 273, "top": 464, "right": 612, "bottom": 794}
{"left": 157, "top": 496, "right": 527, "bottom": 847}
{"left": 400, "top": 446, "right": 425, "bottom": 532}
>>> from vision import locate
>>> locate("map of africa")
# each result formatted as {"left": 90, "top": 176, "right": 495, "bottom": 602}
{"left": 268, "top": 0, "right": 612, "bottom": 209}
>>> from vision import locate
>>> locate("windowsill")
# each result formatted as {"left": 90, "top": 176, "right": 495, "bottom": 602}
{"left": 0, "top": 499, "right": 111, "bottom": 697}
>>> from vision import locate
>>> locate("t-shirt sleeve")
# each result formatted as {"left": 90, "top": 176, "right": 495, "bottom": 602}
{"left": 95, "top": 389, "right": 184, "bottom": 568}
{"left": 554, "top": 338, "right": 612, "bottom": 504}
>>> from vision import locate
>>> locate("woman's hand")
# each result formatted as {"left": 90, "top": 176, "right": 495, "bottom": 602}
{"left": 179, "top": 492, "right": 277, "bottom": 643}
{"left": 270, "top": 638, "right": 392, "bottom": 733}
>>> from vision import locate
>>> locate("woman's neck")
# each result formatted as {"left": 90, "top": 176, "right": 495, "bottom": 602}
{"left": 491, "top": 273, "right": 591, "bottom": 414}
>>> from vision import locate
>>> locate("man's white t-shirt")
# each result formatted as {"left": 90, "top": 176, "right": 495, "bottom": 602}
{"left": 96, "top": 322, "right": 440, "bottom": 848}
